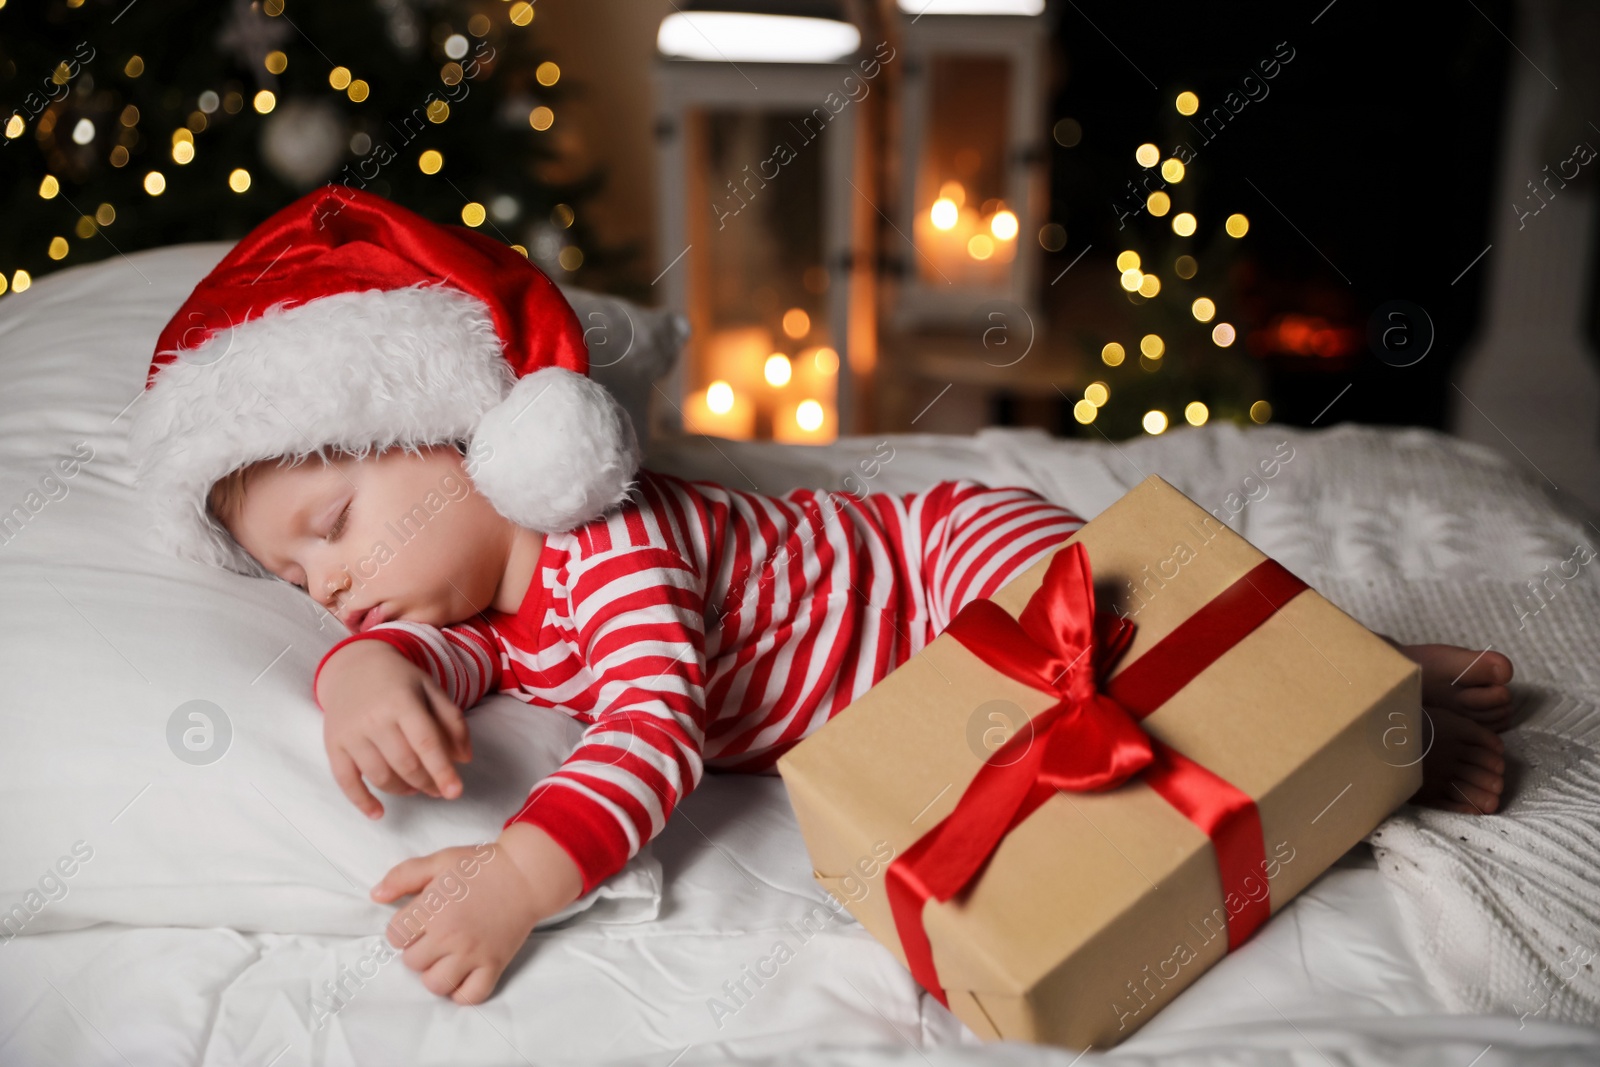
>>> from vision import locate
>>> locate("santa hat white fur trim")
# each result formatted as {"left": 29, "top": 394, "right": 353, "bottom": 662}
{"left": 468, "top": 367, "right": 641, "bottom": 534}
{"left": 130, "top": 282, "right": 640, "bottom": 577}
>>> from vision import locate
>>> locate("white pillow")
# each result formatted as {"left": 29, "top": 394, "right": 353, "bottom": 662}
{"left": 0, "top": 243, "right": 662, "bottom": 938}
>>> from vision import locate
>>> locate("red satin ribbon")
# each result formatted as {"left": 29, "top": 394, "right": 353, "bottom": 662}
{"left": 883, "top": 540, "right": 1308, "bottom": 1008}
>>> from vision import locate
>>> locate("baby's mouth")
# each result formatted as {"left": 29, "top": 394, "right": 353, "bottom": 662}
{"left": 341, "top": 604, "right": 389, "bottom": 632}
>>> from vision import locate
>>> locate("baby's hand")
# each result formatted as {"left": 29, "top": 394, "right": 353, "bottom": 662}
{"left": 372, "top": 823, "right": 585, "bottom": 1004}
{"left": 314, "top": 639, "right": 471, "bottom": 818}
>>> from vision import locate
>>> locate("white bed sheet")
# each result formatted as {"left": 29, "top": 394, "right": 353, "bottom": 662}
{"left": 4, "top": 775, "right": 1599, "bottom": 1066}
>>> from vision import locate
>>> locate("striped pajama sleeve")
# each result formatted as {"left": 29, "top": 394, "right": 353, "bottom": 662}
{"left": 922, "top": 481, "right": 1088, "bottom": 633}
{"left": 312, "top": 619, "right": 504, "bottom": 713}
{"left": 502, "top": 543, "right": 710, "bottom": 896}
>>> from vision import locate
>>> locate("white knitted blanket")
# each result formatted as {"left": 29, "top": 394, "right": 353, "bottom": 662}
{"left": 651, "top": 419, "right": 1600, "bottom": 1026}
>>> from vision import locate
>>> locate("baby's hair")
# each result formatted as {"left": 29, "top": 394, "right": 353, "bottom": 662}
{"left": 205, "top": 439, "right": 472, "bottom": 529}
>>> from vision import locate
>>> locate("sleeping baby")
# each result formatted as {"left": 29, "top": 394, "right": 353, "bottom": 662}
{"left": 132, "top": 186, "right": 1515, "bottom": 1007}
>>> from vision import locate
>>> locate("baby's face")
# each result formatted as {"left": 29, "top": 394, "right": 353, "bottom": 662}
{"left": 224, "top": 444, "right": 515, "bottom": 631}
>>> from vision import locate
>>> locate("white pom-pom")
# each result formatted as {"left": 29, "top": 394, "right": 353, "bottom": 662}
{"left": 468, "top": 367, "right": 642, "bottom": 533}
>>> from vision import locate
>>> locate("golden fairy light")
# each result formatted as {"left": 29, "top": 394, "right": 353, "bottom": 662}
{"left": 418, "top": 149, "right": 443, "bottom": 174}
{"left": 1250, "top": 400, "right": 1272, "bottom": 423}
{"left": 1135, "top": 143, "right": 1160, "bottom": 168}
{"left": 967, "top": 234, "right": 995, "bottom": 260}
{"left": 1191, "top": 297, "right": 1215, "bottom": 322}
{"left": 1101, "top": 342, "right": 1126, "bottom": 366}
{"left": 1212, "top": 323, "right": 1236, "bottom": 347}
{"left": 782, "top": 307, "right": 811, "bottom": 338}
{"left": 253, "top": 90, "right": 275, "bottom": 114}
{"left": 265, "top": 50, "right": 288, "bottom": 74}
{"left": 461, "top": 202, "right": 486, "bottom": 226}
{"left": 1137, "top": 273, "right": 1160, "bottom": 297}
{"left": 1142, "top": 410, "right": 1169, "bottom": 434}
{"left": 1185, "top": 401, "right": 1209, "bottom": 426}
{"left": 329, "top": 66, "right": 352, "bottom": 90}
{"left": 1116, "top": 250, "right": 1140, "bottom": 271}
{"left": 348, "top": 80, "right": 370, "bottom": 103}
{"left": 558, "top": 246, "right": 584, "bottom": 270}
{"left": 1073, "top": 399, "right": 1098, "bottom": 424}
{"left": 529, "top": 106, "right": 554, "bottom": 131}
{"left": 1226, "top": 213, "right": 1250, "bottom": 237}
{"left": 930, "top": 198, "right": 958, "bottom": 230}
{"left": 1175, "top": 91, "right": 1199, "bottom": 115}
{"left": 1147, "top": 191, "right": 1170, "bottom": 216}
{"left": 1140, "top": 334, "right": 1164, "bottom": 358}
{"left": 1085, "top": 381, "right": 1109, "bottom": 406}
{"left": 143, "top": 171, "right": 166, "bottom": 195}
{"left": 1119, "top": 269, "right": 1143, "bottom": 292}
{"left": 1161, "top": 157, "right": 1185, "bottom": 183}
{"left": 228, "top": 168, "right": 251, "bottom": 192}
{"left": 38, "top": 175, "right": 58, "bottom": 198}
{"left": 707, "top": 381, "right": 735, "bottom": 414}
{"left": 990, "top": 210, "right": 1019, "bottom": 240}
{"left": 536, "top": 61, "right": 561, "bottom": 86}
{"left": 1172, "top": 212, "right": 1196, "bottom": 237}
{"left": 48, "top": 237, "right": 68, "bottom": 260}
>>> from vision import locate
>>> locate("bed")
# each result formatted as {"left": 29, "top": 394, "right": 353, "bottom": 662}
{"left": 2, "top": 243, "right": 1598, "bottom": 1066}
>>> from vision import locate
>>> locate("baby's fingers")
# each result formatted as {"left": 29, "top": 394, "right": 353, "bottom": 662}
{"left": 400, "top": 709, "right": 464, "bottom": 800}
{"left": 330, "top": 745, "right": 384, "bottom": 819}
{"left": 371, "top": 724, "right": 444, "bottom": 798}
{"left": 422, "top": 679, "right": 471, "bottom": 764}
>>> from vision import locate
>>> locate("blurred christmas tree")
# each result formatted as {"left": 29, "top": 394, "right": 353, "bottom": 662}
{"left": 0, "top": 0, "right": 637, "bottom": 298}
{"left": 1070, "top": 89, "right": 1269, "bottom": 438}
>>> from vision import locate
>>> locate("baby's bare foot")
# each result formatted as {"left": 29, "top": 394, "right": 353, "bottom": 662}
{"left": 1378, "top": 636, "right": 1517, "bottom": 731}
{"left": 1409, "top": 706, "right": 1507, "bottom": 814}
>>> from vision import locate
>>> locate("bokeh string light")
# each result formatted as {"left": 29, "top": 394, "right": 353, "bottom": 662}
{"left": 4, "top": 1, "right": 605, "bottom": 296}
{"left": 1075, "top": 88, "right": 1269, "bottom": 435}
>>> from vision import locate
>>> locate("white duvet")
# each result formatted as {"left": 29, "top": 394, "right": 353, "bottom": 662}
{"left": 2, "top": 245, "right": 1598, "bottom": 1066}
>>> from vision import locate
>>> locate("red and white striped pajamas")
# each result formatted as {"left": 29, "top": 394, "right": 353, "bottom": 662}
{"left": 313, "top": 469, "right": 1086, "bottom": 895}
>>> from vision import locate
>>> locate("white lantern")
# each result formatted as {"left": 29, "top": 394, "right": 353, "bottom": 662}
{"left": 888, "top": 0, "right": 1052, "bottom": 330}
{"left": 652, "top": 2, "right": 881, "bottom": 442}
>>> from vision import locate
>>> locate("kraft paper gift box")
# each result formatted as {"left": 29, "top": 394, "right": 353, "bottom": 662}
{"left": 776, "top": 473, "right": 1423, "bottom": 1051}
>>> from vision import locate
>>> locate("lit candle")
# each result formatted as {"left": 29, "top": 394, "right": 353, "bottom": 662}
{"left": 685, "top": 380, "right": 755, "bottom": 440}
{"left": 772, "top": 397, "right": 835, "bottom": 443}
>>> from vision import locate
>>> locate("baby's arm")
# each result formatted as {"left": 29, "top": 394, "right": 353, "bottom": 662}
{"left": 369, "top": 545, "right": 709, "bottom": 1004}
{"left": 502, "top": 542, "right": 710, "bottom": 898}
{"left": 313, "top": 619, "right": 503, "bottom": 816}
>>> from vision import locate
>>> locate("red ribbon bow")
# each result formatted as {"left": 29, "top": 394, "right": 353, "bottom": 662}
{"left": 885, "top": 540, "right": 1307, "bottom": 1008}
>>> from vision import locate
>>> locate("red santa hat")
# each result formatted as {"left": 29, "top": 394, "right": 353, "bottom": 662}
{"left": 130, "top": 184, "right": 641, "bottom": 578}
